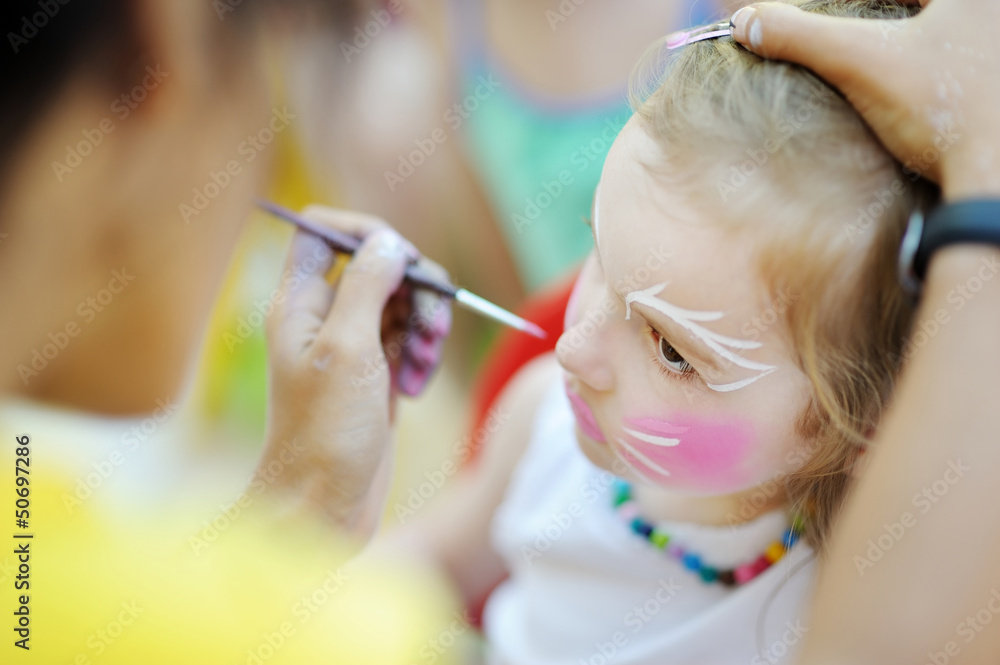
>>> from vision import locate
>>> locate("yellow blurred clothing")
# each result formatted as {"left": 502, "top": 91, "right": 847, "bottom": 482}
{"left": 0, "top": 399, "right": 469, "bottom": 664}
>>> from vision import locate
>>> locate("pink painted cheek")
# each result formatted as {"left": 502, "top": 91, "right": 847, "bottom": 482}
{"left": 613, "top": 415, "right": 757, "bottom": 492}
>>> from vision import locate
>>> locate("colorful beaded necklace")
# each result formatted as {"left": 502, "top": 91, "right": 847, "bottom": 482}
{"left": 612, "top": 479, "right": 804, "bottom": 587}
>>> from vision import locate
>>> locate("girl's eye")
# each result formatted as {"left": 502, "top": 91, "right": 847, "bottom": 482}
{"left": 656, "top": 333, "right": 694, "bottom": 375}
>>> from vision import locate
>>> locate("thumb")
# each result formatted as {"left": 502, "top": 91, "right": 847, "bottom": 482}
{"left": 730, "top": 2, "right": 899, "bottom": 90}
{"left": 318, "top": 228, "right": 410, "bottom": 351}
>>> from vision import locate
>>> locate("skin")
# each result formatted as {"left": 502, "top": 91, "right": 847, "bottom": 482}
{"left": 731, "top": 1, "right": 1000, "bottom": 663}
{"left": 556, "top": 117, "right": 815, "bottom": 522}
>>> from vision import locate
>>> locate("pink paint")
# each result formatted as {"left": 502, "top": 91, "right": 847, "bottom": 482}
{"left": 666, "top": 30, "right": 691, "bottom": 49}
{"left": 565, "top": 384, "right": 607, "bottom": 444}
{"left": 612, "top": 413, "right": 756, "bottom": 492}
{"left": 392, "top": 295, "right": 451, "bottom": 397}
{"left": 617, "top": 502, "right": 640, "bottom": 521}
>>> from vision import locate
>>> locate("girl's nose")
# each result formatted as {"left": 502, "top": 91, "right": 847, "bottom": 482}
{"left": 556, "top": 300, "right": 615, "bottom": 393}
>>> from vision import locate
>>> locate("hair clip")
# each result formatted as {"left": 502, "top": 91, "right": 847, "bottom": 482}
{"left": 665, "top": 20, "right": 732, "bottom": 50}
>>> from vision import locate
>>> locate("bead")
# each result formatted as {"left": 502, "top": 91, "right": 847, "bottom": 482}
{"left": 734, "top": 555, "right": 772, "bottom": 584}
{"left": 682, "top": 552, "right": 702, "bottom": 571}
{"left": 764, "top": 541, "right": 786, "bottom": 564}
{"left": 611, "top": 483, "right": 801, "bottom": 588}
{"left": 631, "top": 519, "right": 654, "bottom": 538}
{"left": 733, "top": 563, "right": 757, "bottom": 584}
{"left": 751, "top": 554, "right": 772, "bottom": 576}
{"left": 613, "top": 482, "right": 632, "bottom": 506}
{"left": 649, "top": 529, "right": 670, "bottom": 549}
{"left": 618, "top": 501, "right": 640, "bottom": 522}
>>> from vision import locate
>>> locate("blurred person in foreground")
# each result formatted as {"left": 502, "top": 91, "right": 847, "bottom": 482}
{"left": 0, "top": 1, "right": 465, "bottom": 663}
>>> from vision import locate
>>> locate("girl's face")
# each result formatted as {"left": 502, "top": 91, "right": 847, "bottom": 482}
{"left": 558, "top": 118, "right": 814, "bottom": 496}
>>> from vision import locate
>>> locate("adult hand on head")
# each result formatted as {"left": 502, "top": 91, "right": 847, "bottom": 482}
{"left": 730, "top": 0, "right": 1000, "bottom": 201}
{"left": 255, "top": 206, "right": 451, "bottom": 541}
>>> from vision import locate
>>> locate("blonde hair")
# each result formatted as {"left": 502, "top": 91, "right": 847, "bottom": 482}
{"left": 629, "top": 0, "right": 938, "bottom": 551}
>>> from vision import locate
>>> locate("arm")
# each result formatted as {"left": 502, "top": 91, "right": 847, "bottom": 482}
{"left": 804, "top": 245, "right": 1000, "bottom": 664}
{"left": 373, "top": 354, "right": 561, "bottom": 607}
{"left": 729, "top": 2, "right": 1000, "bottom": 663}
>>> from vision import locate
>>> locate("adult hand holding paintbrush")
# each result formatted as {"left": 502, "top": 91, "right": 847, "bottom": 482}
{"left": 257, "top": 205, "right": 454, "bottom": 540}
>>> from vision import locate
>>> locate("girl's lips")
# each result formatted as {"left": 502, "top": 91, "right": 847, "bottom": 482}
{"left": 564, "top": 384, "right": 607, "bottom": 444}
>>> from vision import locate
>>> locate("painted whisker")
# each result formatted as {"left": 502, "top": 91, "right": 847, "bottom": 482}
{"left": 622, "top": 426, "right": 681, "bottom": 447}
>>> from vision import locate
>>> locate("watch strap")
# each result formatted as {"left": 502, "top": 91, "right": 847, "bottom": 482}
{"left": 913, "top": 200, "right": 1000, "bottom": 281}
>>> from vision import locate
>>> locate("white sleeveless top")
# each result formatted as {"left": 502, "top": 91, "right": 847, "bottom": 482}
{"left": 483, "top": 379, "right": 818, "bottom": 665}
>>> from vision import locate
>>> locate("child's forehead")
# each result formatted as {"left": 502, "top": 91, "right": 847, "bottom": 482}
{"left": 602, "top": 118, "right": 664, "bottom": 180}
{"left": 606, "top": 240, "right": 763, "bottom": 322}
{"left": 597, "top": 200, "right": 768, "bottom": 328}
{"left": 598, "top": 117, "right": 800, "bottom": 328}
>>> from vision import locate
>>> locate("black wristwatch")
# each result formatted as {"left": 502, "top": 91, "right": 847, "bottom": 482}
{"left": 898, "top": 199, "right": 1000, "bottom": 296}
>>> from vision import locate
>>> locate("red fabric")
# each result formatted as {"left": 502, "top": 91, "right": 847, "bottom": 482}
{"left": 463, "top": 272, "right": 577, "bottom": 629}
{"left": 465, "top": 272, "right": 577, "bottom": 628}
{"left": 469, "top": 272, "right": 577, "bottom": 451}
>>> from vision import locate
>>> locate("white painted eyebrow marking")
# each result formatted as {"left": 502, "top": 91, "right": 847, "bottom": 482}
{"left": 705, "top": 368, "right": 776, "bottom": 393}
{"left": 624, "top": 282, "right": 777, "bottom": 392}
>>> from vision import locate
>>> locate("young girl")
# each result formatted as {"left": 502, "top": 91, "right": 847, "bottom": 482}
{"left": 387, "top": 0, "right": 933, "bottom": 662}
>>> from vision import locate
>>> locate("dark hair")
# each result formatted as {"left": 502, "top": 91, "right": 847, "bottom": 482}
{"left": 0, "top": 0, "right": 360, "bottom": 180}
{"left": 2, "top": 1, "right": 130, "bottom": 176}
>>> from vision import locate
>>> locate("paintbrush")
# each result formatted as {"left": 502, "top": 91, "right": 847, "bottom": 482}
{"left": 257, "top": 200, "right": 547, "bottom": 339}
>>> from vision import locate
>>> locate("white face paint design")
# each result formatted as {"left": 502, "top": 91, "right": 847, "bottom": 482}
{"left": 614, "top": 437, "right": 673, "bottom": 477}
{"left": 620, "top": 426, "right": 681, "bottom": 447}
{"left": 592, "top": 184, "right": 602, "bottom": 247}
{"left": 624, "top": 282, "right": 776, "bottom": 393}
